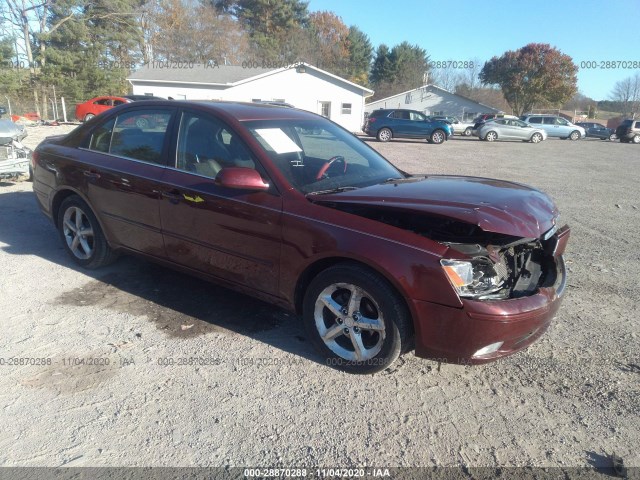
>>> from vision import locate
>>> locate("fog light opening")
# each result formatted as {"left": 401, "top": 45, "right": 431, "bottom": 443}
{"left": 473, "top": 341, "right": 504, "bottom": 358}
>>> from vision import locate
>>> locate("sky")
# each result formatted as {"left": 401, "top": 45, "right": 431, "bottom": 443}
{"left": 307, "top": 0, "right": 640, "bottom": 100}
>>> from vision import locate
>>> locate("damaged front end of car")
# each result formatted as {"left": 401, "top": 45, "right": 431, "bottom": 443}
{"left": 0, "top": 136, "right": 32, "bottom": 179}
{"left": 313, "top": 195, "right": 570, "bottom": 363}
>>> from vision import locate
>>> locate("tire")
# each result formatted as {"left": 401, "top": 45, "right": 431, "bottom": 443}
{"left": 135, "top": 117, "right": 150, "bottom": 129}
{"left": 485, "top": 131, "right": 498, "bottom": 142}
{"left": 464, "top": 127, "right": 472, "bottom": 136}
{"left": 569, "top": 130, "right": 580, "bottom": 141}
{"left": 303, "top": 263, "right": 412, "bottom": 374}
{"left": 377, "top": 128, "right": 392, "bottom": 142}
{"left": 620, "top": 137, "right": 628, "bottom": 143}
{"left": 632, "top": 135, "right": 640, "bottom": 144}
{"left": 84, "top": 113, "right": 95, "bottom": 122}
{"left": 57, "top": 196, "right": 117, "bottom": 269}
{"left": 530, "top": 132, "right": 543, "bottom": 143}
{"left": 430, "top": 129, "right": 446, "bottom": 144}
{"left": 608, "top": 134, "right": 616, "bottom": 141}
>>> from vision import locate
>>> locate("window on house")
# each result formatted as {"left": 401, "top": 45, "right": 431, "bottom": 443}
{"left": 319, "top": 101, "right": 331, "bottom": 118}
{"left": 432, "top": 111, "right": 443, "bottom": 116}
{"left": 341, "top": 103, "right": 352, "bottom": 114}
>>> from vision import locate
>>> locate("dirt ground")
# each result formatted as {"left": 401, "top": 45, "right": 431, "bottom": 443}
{"left": 0, "top": 124, "right": 638, "bottom": 472}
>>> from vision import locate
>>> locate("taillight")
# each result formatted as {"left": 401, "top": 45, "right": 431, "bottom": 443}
{"left": 368, "top": 118, "right": 376, "bottom": 123}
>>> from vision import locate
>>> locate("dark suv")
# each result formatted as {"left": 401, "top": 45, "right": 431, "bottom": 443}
{"left": 363, "top": 109, "right": 453, "bottom": 144}
{"left": 615, "top": 119, "right": 640, "bottom": 144}
{"left": 575, "top": 122, "right": 616, "bottom": 141}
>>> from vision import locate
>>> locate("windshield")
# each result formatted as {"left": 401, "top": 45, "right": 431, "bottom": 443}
{"left": 244, "top": 118, "right": 403, "bottom": 194}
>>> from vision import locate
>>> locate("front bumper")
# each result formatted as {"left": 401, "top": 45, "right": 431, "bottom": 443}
{"left": 412, "top": 255, "right": 567, "bottom": 364}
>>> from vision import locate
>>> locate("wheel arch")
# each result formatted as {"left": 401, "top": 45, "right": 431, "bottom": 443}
{"left": 293, "top": 256, "right": 416, "bottom": 341}
{"left": 50, "top": 188, "right": 116, "bottom": 248}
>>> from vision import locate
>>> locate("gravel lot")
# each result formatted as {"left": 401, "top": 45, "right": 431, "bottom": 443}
{"left": 0, "top": 125, "right": 638, "bottom": 472}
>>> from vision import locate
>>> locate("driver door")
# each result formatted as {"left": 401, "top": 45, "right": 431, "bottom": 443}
{"left": 158, "top": 109, "right": 283, "bottom": 296}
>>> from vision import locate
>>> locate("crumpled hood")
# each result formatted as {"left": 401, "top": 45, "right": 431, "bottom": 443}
{"left": 314, "top": 175, "right": 559, "bottom": 239}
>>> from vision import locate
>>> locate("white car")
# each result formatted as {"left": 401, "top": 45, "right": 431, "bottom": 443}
{"left": 432, "top": 116, "right": 475, "bottom": 136}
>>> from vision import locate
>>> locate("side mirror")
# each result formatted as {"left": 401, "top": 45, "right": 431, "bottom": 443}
{"left": 215, "top": 167, "right": 269, "bottom": 191}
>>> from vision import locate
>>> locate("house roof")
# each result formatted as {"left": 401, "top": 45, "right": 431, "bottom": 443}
{"left": 127, "top": 62, "right": 374, "bottom": 95}
{"left": 128, "top": 64, "right": 272, "bottom": 85}
{"left": 366, "top": 84, "right": 502, "bottom": 113}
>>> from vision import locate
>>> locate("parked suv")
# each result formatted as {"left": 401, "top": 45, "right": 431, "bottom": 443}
{"left": 519, "top": 115, "right": 585, "bottom": 140}
{"left": 575, "top": 122, "right": 616, "bottom": 141}
{"left": 615, "top": 119, "right": 640, "bottom": 144}
{"left": 363, "top": 109, "right": 453, "bottom": 144}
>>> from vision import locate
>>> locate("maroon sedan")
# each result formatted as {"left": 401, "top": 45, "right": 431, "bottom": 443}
{"left": 33, "top": 101, "right": 570, "bottom": 374}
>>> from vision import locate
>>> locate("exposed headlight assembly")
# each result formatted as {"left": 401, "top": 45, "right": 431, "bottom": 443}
{"left": 440, "top": 258, "right": 507, "bottom": 299}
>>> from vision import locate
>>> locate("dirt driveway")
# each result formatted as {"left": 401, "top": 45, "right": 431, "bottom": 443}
{"left": 0, "top": 125, "right": 638, "bottom": 472}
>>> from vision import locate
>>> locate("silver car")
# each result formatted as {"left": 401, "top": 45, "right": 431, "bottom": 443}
{"left": 478, "top": 119, "right": 548, "bottom": 143}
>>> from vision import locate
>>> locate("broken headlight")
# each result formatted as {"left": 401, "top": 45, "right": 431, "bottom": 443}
{"left": 440, "top": 258, "right": 506, "bottom": 299}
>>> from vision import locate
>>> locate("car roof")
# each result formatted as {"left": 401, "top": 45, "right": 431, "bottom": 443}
{"left": 109, "top": 100, "right": 322, "bottom": 122}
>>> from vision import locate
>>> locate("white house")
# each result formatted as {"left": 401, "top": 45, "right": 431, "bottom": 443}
{"left": 365, "top": 85, "right": 502, "bottom": 121}
{"left": 127, "top": 63, "right": 373, "bottom": 132}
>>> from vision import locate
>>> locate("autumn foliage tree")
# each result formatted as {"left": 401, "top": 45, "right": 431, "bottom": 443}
{"left": 480, "top": 43, "right": 577, "bottom": 115}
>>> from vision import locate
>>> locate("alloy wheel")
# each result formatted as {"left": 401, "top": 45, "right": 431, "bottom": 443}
{"left": 62, "top": 206, "right": 95, "bottom": 260}
{"left": 313, "top": 282, "right": 386, "bottom": 362}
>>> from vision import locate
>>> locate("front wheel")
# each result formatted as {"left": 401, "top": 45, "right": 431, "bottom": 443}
{"left": 530, "top": 132, "right": 543, "bottom": 143}
{"left": 430, "top": 129, "right": 446, "bottom": 144}
{"left": 608, "top": 134, "right": 616, "bottom": 141}
{"left": 58, "top": 196, "right": 117, "bottom": 269}
{"left": 632, "top": 135, "right": 640, "bottom": 144}
{"left": 377, "top": 128, "right": 392, "bottom": 142}
{"left": 84, "top": 113, "right": 95, "bottom": 122}
{"left": 569, "top": 130, "right": 581, "bottom": 141}
{"left": 464, "top": 127, "right": 472, "bottom": 136}
{"left": 303, "top": 263, "right": 412, "bottom": 374}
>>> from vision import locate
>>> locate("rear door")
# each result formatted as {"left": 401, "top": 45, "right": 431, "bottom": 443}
{"left": 79, "top": 106, "right": 176, "bottom": 255}
{"left": 158, "top": 109, "right": 283, "bottom": 296}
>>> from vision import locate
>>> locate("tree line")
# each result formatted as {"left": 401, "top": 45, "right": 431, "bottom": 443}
{"left": 1, "top": 0, "right": 637, "bottom": 119}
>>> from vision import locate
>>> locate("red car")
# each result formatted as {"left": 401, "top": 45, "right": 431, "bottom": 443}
{"left": 33, "top": 101, "right": 570, "bottom": 374}
{"left": 75, "top": 96, "right": 129, "bottom": 122}
{"left": 75, "top": 95, "right": 164, "bottom": 123}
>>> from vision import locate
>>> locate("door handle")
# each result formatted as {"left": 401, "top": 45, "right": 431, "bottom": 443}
{"left": 162, "top": 189, "right": 182, "bottom": 204}
{"left": 83, "top": 170, "right": 101, "bottom": 180}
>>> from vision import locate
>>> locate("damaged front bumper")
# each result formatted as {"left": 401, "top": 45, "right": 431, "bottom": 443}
{"left": 413, "top": 227, "right": 569, "bottom": 364}
{"left": 0, "top": 141, "right": 32, "bottom": 178}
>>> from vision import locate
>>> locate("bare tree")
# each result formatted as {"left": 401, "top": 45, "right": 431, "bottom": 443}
{"left": 610, "top": 73, "right": 640, "bottom": 116}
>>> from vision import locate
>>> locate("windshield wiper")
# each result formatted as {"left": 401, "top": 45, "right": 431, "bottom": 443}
{"left": 306, "top": 186, "right": 359, "bottom": 196}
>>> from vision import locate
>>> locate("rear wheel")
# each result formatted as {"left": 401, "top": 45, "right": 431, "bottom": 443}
{"left": 303, "top": 263, "right": 412, "bottom": 374}
{"left": 608, "top": 134, "right": 616, "bottom": 141}
{"left": 84, "top": 113, "right": 95, "bottom": 122}
{"left": 485, "top": 131, "right": 498, "bottom": 142}
{"left": 430, "top": 129, "right": 446, "bottom": 144}
{"left": 530, "top": 132, "right": 543, "bottom": 143}
{"left": 569, "top": 130, "right": 580, "bottom": 141}
{"left": 464, "top": 127, "right": 472, "bottom": 136}
{"left": 633, "top": 135, "right": 640, "bottom": 144}
{"left": 57, "top": 196, "right": 117, "bottom": 269}
{"left": 377, "top": 128, "right": 392, "bottom": 142}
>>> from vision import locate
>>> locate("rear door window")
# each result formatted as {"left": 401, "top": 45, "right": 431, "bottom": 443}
{"left": 87, "top": 108, "right": 173, "bottom": 164}
{"left": 528, "top": 117, "right": 542, "bottom": 124}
